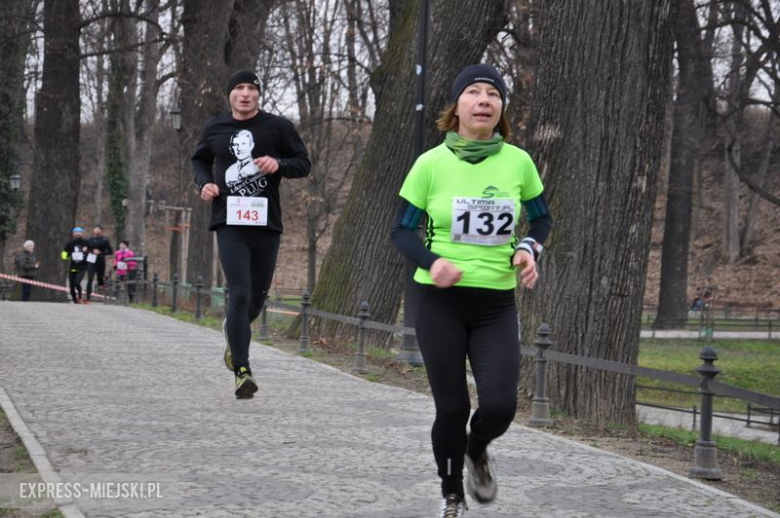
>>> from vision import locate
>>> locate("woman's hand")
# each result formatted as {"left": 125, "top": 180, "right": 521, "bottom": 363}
{"left": 513, "top": 250, "right": 538, "bottom": 290}
{"left": 430, "top": 258, "right": 463, "bottom": 288}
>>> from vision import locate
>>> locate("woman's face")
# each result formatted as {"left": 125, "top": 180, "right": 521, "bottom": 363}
{"left": 455, "top": 82, "right": 502, "bottom": 140}
{"left": 119, "top": 242, "right": 127, "bottom": 250}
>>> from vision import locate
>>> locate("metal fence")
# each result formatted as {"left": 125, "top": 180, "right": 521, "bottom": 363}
{"left": 109, "top": 276, "right": 780, "bottom": 476}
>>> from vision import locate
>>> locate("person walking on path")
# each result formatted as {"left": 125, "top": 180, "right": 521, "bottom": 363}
{"left": 192, "top": 69, "right": 311, "bottom": 399}
{"left": 113, "top": 240, "right": 138, "bottom": 302}
{"left": 85, "top": 225, "right": 113, "bottom": 303}
{"left": 15, "top": 240, "right": 40, "bottom": 301}
{"left": 61, "top": 227, "right": 89, "bottom": 303}
{"left": 391, "top": 64, "right": 553, "bottom": 517}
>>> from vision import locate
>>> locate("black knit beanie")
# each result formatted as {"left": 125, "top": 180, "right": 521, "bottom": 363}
{"left": 450, "top": 64, "right": 507, "bottom": 108}
{"left": 226, "top": 69, "right": 261, "bottom": 96}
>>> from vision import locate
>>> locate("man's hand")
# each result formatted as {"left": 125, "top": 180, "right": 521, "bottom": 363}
{"left": 430, "top": 258, "right": 463, "bottom": 289}
{"left": 254, "top": 156, "right": 280, "bottom": 174}
{"left": 513, "top": 250, "right": 538, "bottom": 290}
{"left": 200, "top": 182, "right": 220, "bottom": 201}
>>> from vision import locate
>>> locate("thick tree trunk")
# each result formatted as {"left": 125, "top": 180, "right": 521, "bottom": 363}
{"left": 26, "top": 0, "right": 81, "bottom": 298}
{"left": 522, "top": 1, "right": 676, "bottom": 425}
{"left": 308, "top": 0, "right": 508, "bottom": 338}
{"left": 655, "top": 0, "right": 710, "bottom": 328}
{"left": 181, "top": 0, "right": 276, "bottom": 287}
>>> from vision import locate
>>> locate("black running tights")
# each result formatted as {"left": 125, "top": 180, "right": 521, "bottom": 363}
{"left": 415, "top": 284, "right": 520, "bottom": 498}
{"left": 217, "top": 226, "right": 280, "bottom": 370}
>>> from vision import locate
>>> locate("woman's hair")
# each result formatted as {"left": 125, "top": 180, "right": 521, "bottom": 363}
{"left": 435, "top": 102, "right": 511, "bottom": 140}
{"left": 120, "top": 240, "right": 129, "bottom": 247}
{"left": 23, "top": 240, "right": 34, "bottom": 251}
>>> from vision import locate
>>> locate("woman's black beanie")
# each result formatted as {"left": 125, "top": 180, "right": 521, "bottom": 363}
{"left": 450, "top": 64, "right": 507, "bottom": 108}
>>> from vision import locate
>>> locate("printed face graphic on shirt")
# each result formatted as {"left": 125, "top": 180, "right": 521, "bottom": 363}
{"left": 225, "top": 129, "right": 268, "bottom": 195}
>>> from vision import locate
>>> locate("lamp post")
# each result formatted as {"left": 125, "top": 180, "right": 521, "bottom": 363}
{"left": 396, "top": 0, "right": 429, "bottom": 366}
{"left": 170, "top": 108, "right": 181, "bottom": 132}
{"left": 9, "top": 172, "right": 21, "bottom": 191}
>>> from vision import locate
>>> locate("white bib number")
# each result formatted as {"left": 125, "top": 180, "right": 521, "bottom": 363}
{"left": 72, "top": 251, "right": 84, "bottom": 262}
{"left": 451, "top": 198, "right": 515, "bottom": 245}
{"left": 86, "top": 253, "right": 98, "bottom": 264}
{"left": 227, "top": 196, "right": 268, "bottom": 226}
{"left": 117, "top": 261, "right": 128, "bottom": 271}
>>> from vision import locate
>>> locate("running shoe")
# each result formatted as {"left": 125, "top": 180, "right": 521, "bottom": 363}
{"left": 438, "top": 494, "right": 467, "bottom": 517}
{"left": 234, "top": 366, "right": 258, "bottom": 399}
{"left": 222, "top": 318, "right": 234, "bottom": 371}
{"left": 465, "top": 451, "right": 497, "bottom": 503}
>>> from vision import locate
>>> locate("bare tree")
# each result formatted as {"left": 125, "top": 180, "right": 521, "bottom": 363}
{"left": 180, "top": 0, "right": 277, "bottom": 287}
{"left": 0, "top": 0, "right": 35, "bottom": 271}
{"left": 655, "top": 0, "right": 718, "bottom": 328}
{"left": 522, "top": 0, "right": 676, "bottom": 425}
{"left": 25, "top": 0, "right": 81, "bottom": 296}
{"left": 308, "top": 0, "right": 508, "bottom": 338}
{"left": 740, "top": 85, "right": 779, "bottom": 255}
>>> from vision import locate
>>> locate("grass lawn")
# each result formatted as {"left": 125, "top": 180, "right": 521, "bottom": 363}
{"left": 638, "top": 338, "right": 780, "bottom": 414}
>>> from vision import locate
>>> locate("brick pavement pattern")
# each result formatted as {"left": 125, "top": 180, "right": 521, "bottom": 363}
{"left": 0, "top": 303, "right": 776, "bottom": 517}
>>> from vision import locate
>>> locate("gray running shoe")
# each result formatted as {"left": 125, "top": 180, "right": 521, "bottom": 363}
{"left": 438, "top": 494, "right": 467, "bottom": 517}
{"left": 465, "top": 451, "right": 497, "bottom": 504}
{"left": 222, "top": 318, "right": 233, "bottom": 371}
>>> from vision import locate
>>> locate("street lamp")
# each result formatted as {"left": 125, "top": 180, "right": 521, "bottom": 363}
{"left": 9, "top": 172, "right": 21, "bottom": 191}
{"left": 170, "top": 108, "right": 181, "bottom": 132}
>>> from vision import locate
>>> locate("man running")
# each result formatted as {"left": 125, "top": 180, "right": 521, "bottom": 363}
{"left": 192, "top": 69, "right": 311, "bottom": 398}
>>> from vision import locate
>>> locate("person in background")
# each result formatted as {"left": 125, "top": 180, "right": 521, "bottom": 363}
{"left": 113, "top": 240, "right": 138, "bottom": 302}
{"left": 16, "top": 240, "right": 40, "bottom": 301}
{"left": 61, "top": 227, "right": 89, "bottom": 303}
{"left": 85, "top": 225, "right": 113, "bottom": 303}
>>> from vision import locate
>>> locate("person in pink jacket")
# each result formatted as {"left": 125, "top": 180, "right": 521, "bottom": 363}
{"left": 113, "top": 240, "right": 138, "bottom": 302}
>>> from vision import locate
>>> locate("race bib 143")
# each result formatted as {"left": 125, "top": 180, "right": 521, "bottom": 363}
{"left": 227, "top": 196, "right": 268, "bottom": 226}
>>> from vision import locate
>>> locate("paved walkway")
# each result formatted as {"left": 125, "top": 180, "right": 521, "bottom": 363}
{"left": 637, "top": 406, "right": 778, "bottom": 445}
{"left": 0, "top": 302, "right": 777, "bottom": 517}
{"left": 639, "top": 329, "right": 776, "bottom": 340}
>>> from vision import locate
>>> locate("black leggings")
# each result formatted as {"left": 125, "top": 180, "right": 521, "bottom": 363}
{"left": 217, "top": 225, "right": 281, "bottom": 370}
{"left": 415, "top": 284, "right": 520, "bottom": 498}
{"left": 69, "top": 268, "right": 86, "bottom": 302}
{"left": 86, "top": 259, "right": 106, "bottom": 300}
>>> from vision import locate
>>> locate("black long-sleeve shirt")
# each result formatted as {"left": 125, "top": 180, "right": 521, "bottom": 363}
{"left": 191, "top": 110, "right": 311, "bottom": 232}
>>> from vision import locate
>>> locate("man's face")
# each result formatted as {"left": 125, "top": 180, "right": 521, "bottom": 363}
{"left": 93, "top": 227, "right": 102, "bottom": 237}
{"left": 73, "top": 231, "right": 83, "bottom": 239}
{"left": 231, "top": 133, "right": 254, "bottom": 160}
{"left": 229, "top": 83, "right": 260, "bottom": 119}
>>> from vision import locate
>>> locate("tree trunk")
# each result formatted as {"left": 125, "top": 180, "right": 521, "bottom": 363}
{"left": 128, "top": 1, "right": 164, "bottom": 254}
{"left": 740, "top": 88, "right": 778, "bottom": 256}
{"left": 307, "top": 0, "right": 508, "bottom": 339}
{"left": 181, "top": 0, "right": 276, "bottom": 287}
{"left": 522, "top": 0, "right": 676, "bottom": 425}
{"left": 105, "top": 0, "right": 134, "bottom": 239}
{"left": 722, "top": 5, "right": 746, "bottom": 264}
{"left": 26, "top": 0, "right": 81, "bottom": 298}
{"left": 0, "top": 0, "right": 33, "bottom": 270}
{"left": 655, "top": 0, "right": 710, "bottom": 328}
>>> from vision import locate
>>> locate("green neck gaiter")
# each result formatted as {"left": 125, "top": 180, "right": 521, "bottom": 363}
{"left": 445, "top": 131, "right": 504, "bottom": 163}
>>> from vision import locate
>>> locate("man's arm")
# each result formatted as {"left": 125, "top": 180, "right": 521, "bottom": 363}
{"left": 191, "top": 127, "right": 216, "bottom": 191}
{"left": 277, "top": 119, "right": 311, "bottom": 179}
